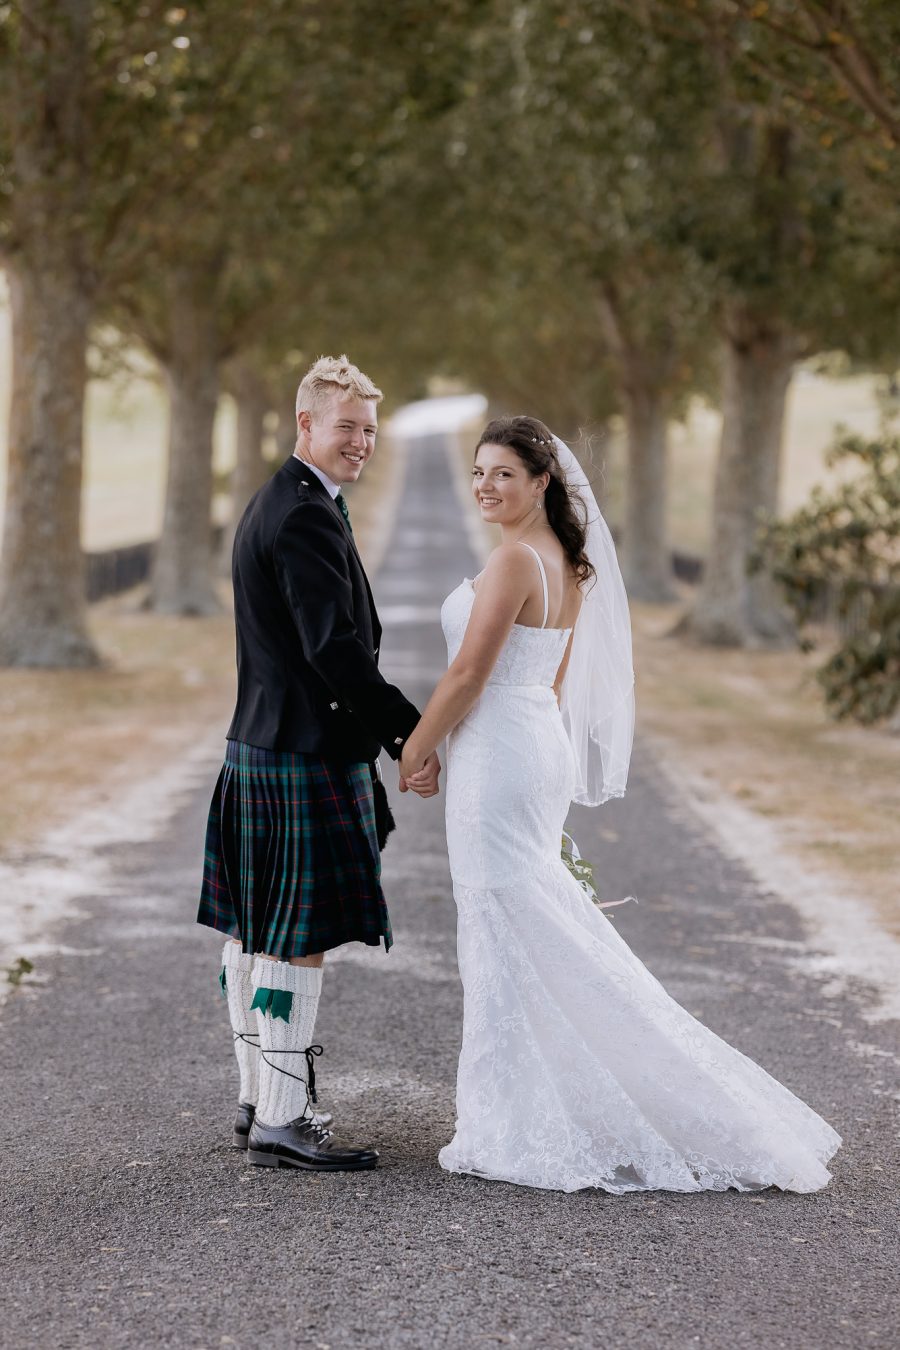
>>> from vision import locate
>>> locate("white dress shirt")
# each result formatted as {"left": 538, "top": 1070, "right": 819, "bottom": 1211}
{"left": 293, "top": 453, "right": 340, "bottom": 500}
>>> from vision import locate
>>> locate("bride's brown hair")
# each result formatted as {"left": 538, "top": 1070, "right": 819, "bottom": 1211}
{"left": 475, "top": 415, "right": 596, "bottom": 590}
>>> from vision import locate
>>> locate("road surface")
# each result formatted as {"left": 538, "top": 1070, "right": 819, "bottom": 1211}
{"left": 2, "top": 433, "right": 897, "bottom": 1349}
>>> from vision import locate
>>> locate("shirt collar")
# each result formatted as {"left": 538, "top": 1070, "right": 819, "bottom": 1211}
{"left": 293, "top": 453, "right": 341, "bottom": 500}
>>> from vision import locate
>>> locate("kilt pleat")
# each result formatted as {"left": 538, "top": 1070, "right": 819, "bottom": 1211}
{"left": 197, "top": 740, "right": 391, "bottom": 959}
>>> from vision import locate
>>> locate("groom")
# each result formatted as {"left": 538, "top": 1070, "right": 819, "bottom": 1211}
{"left": 198, "top": 354, "right": 440, "bottom": 1171}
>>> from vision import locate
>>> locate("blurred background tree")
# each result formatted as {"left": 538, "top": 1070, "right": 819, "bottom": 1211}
{"left": 0, "top": 0, "right": 164, "bottom": 665}
{"left": 0, "top": 0, "right": 897, "bottom": 729}
{"left": 393, "top": 0, "right": 718, "bottom": 601}
{"left": 646, "top": 0, "right": 900, "bottom": 646}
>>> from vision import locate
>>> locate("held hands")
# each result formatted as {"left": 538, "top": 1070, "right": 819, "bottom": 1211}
{"left": 398, "top": 747, "right": 441, "bottom": 798}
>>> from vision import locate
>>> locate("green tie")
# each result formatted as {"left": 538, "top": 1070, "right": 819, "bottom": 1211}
{"left": 336, "top": 492, "right": 353, "bottom": 534}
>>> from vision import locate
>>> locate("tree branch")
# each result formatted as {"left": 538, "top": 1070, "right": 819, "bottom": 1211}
{"left": 794, "top": 0, "right": 900, "bottom": 143}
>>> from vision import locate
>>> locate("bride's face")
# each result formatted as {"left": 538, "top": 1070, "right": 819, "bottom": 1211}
{"left": 472, "top": 443, "right": 543, "bottom": 524}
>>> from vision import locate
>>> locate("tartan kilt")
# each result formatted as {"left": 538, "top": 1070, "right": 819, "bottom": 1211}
{"left": 197, "top": 740, "right": 391, "bottom": 959}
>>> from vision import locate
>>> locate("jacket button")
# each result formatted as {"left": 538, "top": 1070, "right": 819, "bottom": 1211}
{"left": 330, "top": 702, "right": 339, "bottom": 710}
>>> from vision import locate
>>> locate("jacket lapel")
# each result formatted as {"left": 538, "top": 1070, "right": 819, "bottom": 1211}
{"left": 282, "top": 456, "right": 380, "bottom": 642}
{"left": 282, "top": 456, "right": 358, "bottom": 550}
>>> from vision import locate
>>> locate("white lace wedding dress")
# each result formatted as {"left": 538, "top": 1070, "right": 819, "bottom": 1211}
{"left": 438, "top": 550, "right": 841, "bottom": 1193}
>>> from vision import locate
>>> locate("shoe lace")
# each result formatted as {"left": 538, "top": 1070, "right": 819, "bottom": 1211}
{"left": 303, "top": 1118, "right": 334, "bottom": 1145}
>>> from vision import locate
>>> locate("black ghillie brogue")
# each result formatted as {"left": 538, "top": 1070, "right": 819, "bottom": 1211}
{"left": 246, "top": 1116, "right": 378, "bottom": 1171}
{"left": 233, "top": 1101, "right": 333, "bottom": 1150}
{"left": 233, "top": 1101, "right": 256, "bottom": 1149}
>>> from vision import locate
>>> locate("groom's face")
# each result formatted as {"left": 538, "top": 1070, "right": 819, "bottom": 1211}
{"left": 299, "top": 393, "right": 378, "bottom": 485}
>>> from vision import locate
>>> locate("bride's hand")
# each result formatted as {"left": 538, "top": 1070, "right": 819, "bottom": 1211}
{"left": 401, "top": 749, "right": 441, "bottom": 798}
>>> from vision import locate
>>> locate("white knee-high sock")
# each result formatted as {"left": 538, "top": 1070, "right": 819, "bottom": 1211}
{"left": 252, "top": 958, "right": 323, "bottom": 1127}
{"left": 221, "top": 942, "right": 259, "bottom": 1105}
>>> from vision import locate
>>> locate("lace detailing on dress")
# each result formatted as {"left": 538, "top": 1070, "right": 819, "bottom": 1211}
{"left": 441, "top": 860, "right": 839, "bottom": 1193}
{"left": 441, "top": 580, "right": 569, "bottom": 689}
{"left": 439, "top": 575, "right": 841, "bottom": 1194}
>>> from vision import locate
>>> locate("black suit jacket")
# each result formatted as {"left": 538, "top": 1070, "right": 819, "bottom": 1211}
{"left": 226, "top": 455, "right": 420, "bottom": 761}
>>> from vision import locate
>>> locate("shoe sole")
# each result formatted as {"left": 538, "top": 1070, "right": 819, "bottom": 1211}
{"left": 246, "top": 1149, "right": 377, "bottom": 1171}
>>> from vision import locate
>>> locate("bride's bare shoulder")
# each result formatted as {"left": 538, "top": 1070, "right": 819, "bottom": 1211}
{"left": 485, "top": 542, "right": 535, "bottom": 574}
{"left": 469, "top": 544, "right": 535, "bottom": 603}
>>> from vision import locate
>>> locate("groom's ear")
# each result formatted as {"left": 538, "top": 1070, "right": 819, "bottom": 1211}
{"left": 297, "top": 410, "right": 312, "bottom": 436}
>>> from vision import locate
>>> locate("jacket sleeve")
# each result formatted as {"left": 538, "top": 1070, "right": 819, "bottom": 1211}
{"left": 273, "top": 501, "right": 420, "bottom": 759}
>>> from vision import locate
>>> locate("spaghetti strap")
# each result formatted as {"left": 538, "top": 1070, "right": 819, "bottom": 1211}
{"left": 517, "top": 541, "right": 549, "bottom": 629}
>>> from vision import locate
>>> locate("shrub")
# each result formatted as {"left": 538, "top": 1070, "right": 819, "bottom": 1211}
{"left": 757, "top": 420, "right": 900, "bottom": 725}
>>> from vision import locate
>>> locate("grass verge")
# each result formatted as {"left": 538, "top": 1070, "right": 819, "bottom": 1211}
{"left": 0, "top": 600, "right": 236, "bottom": 852}
{"left": 633, "top": 600, "right": 900, "bottom": 939}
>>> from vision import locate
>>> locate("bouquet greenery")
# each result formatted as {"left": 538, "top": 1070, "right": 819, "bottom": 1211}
{"left": 561, "top": 831, "right": 636, "bottom": 913}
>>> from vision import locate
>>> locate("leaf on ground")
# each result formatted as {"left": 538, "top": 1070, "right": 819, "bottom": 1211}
{"left": 5, "top": 957, "right": 35, "bottom": 987}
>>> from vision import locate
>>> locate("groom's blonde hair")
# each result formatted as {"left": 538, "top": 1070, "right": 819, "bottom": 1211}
{"left": 295, "top": 354, "right": 383, "bottom": 420}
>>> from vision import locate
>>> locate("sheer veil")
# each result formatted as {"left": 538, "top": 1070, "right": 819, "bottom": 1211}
{"left": 554, "top": 436, "right": 635, "bottom": 806}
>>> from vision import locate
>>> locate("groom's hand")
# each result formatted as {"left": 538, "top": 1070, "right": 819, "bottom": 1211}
{"left": 401, "top": 750, "right": 441, "bottom": 798}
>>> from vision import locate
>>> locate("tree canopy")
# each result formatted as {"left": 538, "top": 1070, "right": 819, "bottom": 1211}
{"left": 0, "top": 0, "right": 897, "bottom": 684}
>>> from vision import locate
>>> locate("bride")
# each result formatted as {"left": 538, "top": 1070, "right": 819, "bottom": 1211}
{"left": 400, "top": 414, "right": 841, "bottom": 1194}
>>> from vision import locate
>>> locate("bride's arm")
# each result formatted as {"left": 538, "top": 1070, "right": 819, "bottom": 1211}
{"left": 400, "top": 545, "right": 534, "bottom": 777}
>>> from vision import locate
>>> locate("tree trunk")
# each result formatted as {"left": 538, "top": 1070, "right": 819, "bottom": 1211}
{"left": 150, "top": 269, "right": 221, "bottom": 615}
{"left": 0, "top": 260, "right": 97, "bottom": 666}
{"left": 222, "top": 364, "right": 269, "bottom": 566}
{"left": 275, "top": 398, "right": 298, "bottom": 461}
{"left": 688, "top": 312, "right": 796, "bottom": 646}
{"left": 0, "top": 0, "right": 98, "bottom": 667}
{"left": 598, "top": 288, "right": 675, "bottom": 602}
{"left": 621, "top": 374, "right": 675, "bottom": 602}
{"left": 745, "top": 361, "right": 795, "bottom": 642}
{"left": 232, "top": 371, "right": 270, "bottom": 518}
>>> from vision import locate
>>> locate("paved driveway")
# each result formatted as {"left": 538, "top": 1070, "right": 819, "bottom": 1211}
{"left": 1, "top": 433, "right": 897, "bottom": 1349}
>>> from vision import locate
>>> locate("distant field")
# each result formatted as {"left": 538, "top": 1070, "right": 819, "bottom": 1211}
{"left": 0, "top": 286, "right": 237, "bottom": 552}
{"left": 599, "top": 369, "right": 884, "bottom": 556}
{"left": 0, "top": 280, "right": 886, "bottom": 556}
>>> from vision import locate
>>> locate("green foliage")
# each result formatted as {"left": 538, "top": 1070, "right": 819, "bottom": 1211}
{"left": 453, "top": 1, "right": 717, "bottom": 396}
{"left": 561, "top": 831, "right": 598, "bottom": 898}
{"left": 6, "top": 956, "right": 34, "bottom": 987}
{"left": 758, "top": 416, "right": 900, "bottom": 724}
{"left": 3, "top": 1, "right": 900, "bottom": 436}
